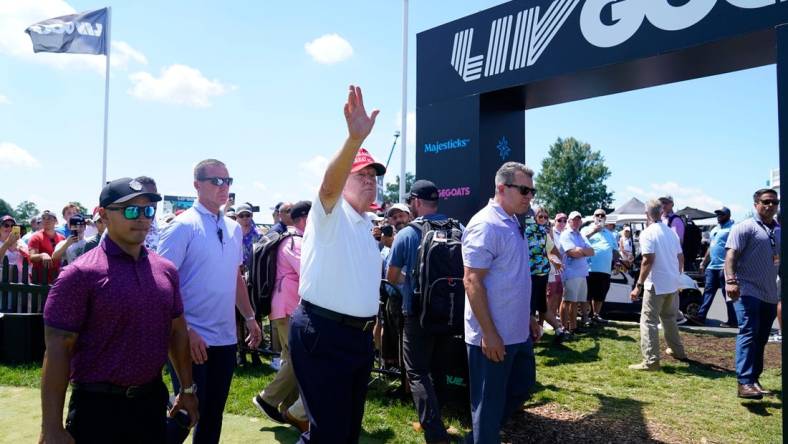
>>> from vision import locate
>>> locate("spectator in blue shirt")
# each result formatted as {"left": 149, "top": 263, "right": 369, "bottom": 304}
{"left": 581, "top": 209, "right": 619, "bottom": 325}
{"left": 693, "top": 207, "right": 736, "bottom": 327}
{"left": 386, "top": 179, "right": 455, "bottom": 443}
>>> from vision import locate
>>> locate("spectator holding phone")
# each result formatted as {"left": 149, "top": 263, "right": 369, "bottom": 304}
{"left": 53, "top": 214, "right": 88, "bottom": 266}
{"left": 0, "top": 215, "right": 28, "bottom": 279}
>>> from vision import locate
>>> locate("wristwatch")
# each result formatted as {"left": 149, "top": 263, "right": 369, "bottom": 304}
{"left": 180, "top": 383, "right": 198, "bottom": 395}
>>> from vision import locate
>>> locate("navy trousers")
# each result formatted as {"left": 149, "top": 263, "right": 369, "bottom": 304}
{"left": 289, "top": 303, "right": 375, "bottom": 443}
{"left": 168, "top": 344, "right": 237, "bottom": 444}
{"left": 734, "top": 296, "right": 777, "bottom": 385}
{"left": 697, "top": 268, "right": 737, "bottom": 324}
{"left": 466, "top": 341, "right": 535, "bottom": 444}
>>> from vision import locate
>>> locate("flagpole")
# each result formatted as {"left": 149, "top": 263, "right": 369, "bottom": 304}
{"left": 101, "top": 6, "right": 111, "bottom": 187}
{"left": 399, "top": 0, "right": 408, "bottom": 203}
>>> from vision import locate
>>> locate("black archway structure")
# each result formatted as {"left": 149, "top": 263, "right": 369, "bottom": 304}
{"left": 416, "top": 0, "right": 788, "bottom": 431}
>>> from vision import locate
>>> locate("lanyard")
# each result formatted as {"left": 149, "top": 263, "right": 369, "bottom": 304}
{"left": 755, "top": 220, "right": 777, "bottom": 254}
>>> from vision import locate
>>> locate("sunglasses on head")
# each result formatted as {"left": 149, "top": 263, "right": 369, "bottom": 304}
{"left": 504, "top": 183, "right": 537, "bottom": 196}
{"left": 760, "top": 199, "right": 780, "bottom": 206}
{"left": 198, "top": 177, "right": 233, "bottom": 186}
{"left": 106, "top": 205, "right": 157, "bottom": 220}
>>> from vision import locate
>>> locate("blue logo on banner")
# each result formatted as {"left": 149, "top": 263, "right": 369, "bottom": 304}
{"left": 423, "top": 138, "right": 470, "bottom": 154}
{"left": 497, "top": 136, "right": 511, "bottom": 160}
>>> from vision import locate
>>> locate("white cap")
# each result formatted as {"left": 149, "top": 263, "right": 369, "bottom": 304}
{"left": 386, "top": 203, "right": 411, "bottom": 217}
{"left": 568, "top": 211, "right": 582, "bottom": 220}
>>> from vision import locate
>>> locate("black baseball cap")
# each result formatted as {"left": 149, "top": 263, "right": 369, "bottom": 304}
{"left": 68, "top": 214, "right": 86, "bottom": 226}
{"left": 100, "top": 177, "right": 162, "bottom": 208}
{"left": 290, "top": 200, "right": 312, "bottom": 220}
{"left": 714, "top": 206, "right": 731, "bottom": 216}
{"left": 409, "top": 180, "right": 439, "bottom": 201}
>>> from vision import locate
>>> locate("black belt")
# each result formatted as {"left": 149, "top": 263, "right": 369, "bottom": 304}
{"left": 71, "top": 378, "right": 162, "bottom": 399}
{"left": 302, "top": 300, "right": 376, "bottom": 332}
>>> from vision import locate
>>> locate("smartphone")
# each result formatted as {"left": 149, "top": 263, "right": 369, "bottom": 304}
{"left": 11, "top": 226, "right": 20, "bottom": 236}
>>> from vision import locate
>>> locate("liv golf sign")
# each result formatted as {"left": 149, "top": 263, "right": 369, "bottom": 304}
{"left": 419, "top": 0, "right": 788, "bottom": 107}
{"left": 416, "top": 0, "right": 788, "bottom": 222}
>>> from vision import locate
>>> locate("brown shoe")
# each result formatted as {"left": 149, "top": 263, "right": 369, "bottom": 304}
{"left": 282, "top": 409, "right": 309, "bottom": 433}
{"left": 754, "top": 382, "right": 773, "bottom": 396}
{"left": 738, "top": 383, "right": 764, "bottom": 399}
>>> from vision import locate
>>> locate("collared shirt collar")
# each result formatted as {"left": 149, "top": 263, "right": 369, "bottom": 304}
{"left": 344, "top": 198, "right": 369, "bottom": 225}
{"left": 193, "top": 200, "right": 222, "bottom": 220}
{"left": 489, "top": 199, "right": 518, "bottom": 224}
{"left": 101, "top": 234, "right": 149, "bottom": 260}
{"left": 753, "top": 213, "right": 780, "bottom": 228}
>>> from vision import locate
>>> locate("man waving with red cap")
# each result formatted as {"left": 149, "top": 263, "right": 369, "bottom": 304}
{"left": 289, "top": 85, "right": 383, "bottom": 443}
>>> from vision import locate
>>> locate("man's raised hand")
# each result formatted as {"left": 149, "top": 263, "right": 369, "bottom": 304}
{"left": 344, "top": 85, "right": 379, "bottom": 142}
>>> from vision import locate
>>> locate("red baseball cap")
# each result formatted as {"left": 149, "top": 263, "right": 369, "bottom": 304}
{"left": 351, "top": 148, "right": 385, "bottom": 176}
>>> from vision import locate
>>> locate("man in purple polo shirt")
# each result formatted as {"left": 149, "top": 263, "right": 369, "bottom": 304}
{"left": 462, "top": 162, "right": 541, "bottom": 444}
{"left": 40, "top": 177, "right": 198, "bottom": 443}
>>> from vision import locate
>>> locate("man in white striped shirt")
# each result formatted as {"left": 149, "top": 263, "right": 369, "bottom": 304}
{"left": 725, "top": 188, "right": 781, "bottom": 399}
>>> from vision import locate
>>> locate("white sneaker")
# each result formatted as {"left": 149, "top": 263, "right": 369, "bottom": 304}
{"left": 768, "top": 334, "right": 782, "bottom": 343}
{"left": 270, "top": 357, "right": 282, "bottom": 371}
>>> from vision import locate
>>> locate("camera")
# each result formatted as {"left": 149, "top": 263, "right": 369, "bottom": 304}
{"left": 381, "top": 225, "right": 394, "bottom": 237}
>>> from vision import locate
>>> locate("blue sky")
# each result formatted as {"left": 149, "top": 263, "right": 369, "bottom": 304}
{"left": 0, "top": 0, "right": 778, "bottom": 223}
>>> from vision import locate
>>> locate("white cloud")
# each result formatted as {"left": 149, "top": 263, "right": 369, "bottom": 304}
{"left": 0, "top": 1, "right": 146, "bottom": 74}
{"left": 0, "top": 94, "right": 9, "bottom": 104}
{"left": 0, "top": 142, "right": 41, "bottom": 169}
{"left": 128, "top": 64, "right": 235, "bottom": 108}
{"left": 253, "top": 181, "right": 267, "bottom": 192}
{"left": 110, "top": 41, "right": 147, "bottom": 70}
{"left": 298, "top": 155, "right": 329, "bottom": 193}
{"left": 621, "top": 181, "right": 746, "bottom": 218}
{"left": 304, "top": 34, "right": 353, "bottom": 64}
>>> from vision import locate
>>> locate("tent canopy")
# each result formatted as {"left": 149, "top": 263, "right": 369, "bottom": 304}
{"left": 676, "top": 206, "right": 716, "bottom": 220}
{"left": 610, "top": 197, "right": 645, "bottom": 216}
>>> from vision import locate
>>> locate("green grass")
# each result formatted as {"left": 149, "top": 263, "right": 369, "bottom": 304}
{"left": 1, "top": 324, "right": 781, "bottom": 443}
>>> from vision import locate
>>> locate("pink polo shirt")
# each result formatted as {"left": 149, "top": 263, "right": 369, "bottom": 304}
{"left": 270, "top": 228, "right": 303, "bottom": 320}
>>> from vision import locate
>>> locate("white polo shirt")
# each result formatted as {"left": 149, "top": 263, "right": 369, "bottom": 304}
{"left": 639, "top": 221, "right": 682, "bottom": 295}
{"left": 299, "top": 196, "right": 381, "bottom": 317}
{"left": 158, "top": 201, "right": 243, "bottom": 346}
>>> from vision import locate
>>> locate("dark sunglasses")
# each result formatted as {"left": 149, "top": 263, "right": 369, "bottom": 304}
{"left": 536, "top": 215, "right": 548, "bottom": 219}
{"left": 1, "top": 222, "right": 15, "bottom": 228}
{"left": 106, "top": 205, "right": 157, "bottom": 220}
{"left": 556, "top": 218, "right": 567, "bottom": 223}
{"left": 504, "top": 183, "right": 536, "bottom": 196}
{"left": 594, "top": 214, "right": 606, "bottom": 218}
{"left": 198, "top": 177, "right": 233, "bottom": 186}
{"left": 237, "top": 213, "right": 252, "bottom": 219}
{"left": 760, "top": 199, "right": 780, "bottom": 206}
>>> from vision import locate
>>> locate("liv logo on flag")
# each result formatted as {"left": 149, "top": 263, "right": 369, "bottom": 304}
{"left": 26, "top": 8, "right": 108, "bottom": 55}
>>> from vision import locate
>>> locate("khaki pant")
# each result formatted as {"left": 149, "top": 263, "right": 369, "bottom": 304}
{"left": 260, "top": 317, "right": 306, "bottom": 420}
{"left": 640, "top": 288, "right": 685, "bottom": 365}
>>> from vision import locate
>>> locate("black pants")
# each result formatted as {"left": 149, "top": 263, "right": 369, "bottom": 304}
{"left": 168, "top": 344, "right": 237, "bottom": 444}
{"left": 66, "top": 379, "right": 169, "bottom": 444}
{"left": 289, "top": 303, "right": 375, "bottom": 443}
{"left": 586, "top": 272, "right": 611, "bottom": 303}
{"left": 530, "top": 274, "right": 549, "bottom": 315}
{"left": 402, "top": 315, "right": 452, "bottom": 443}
